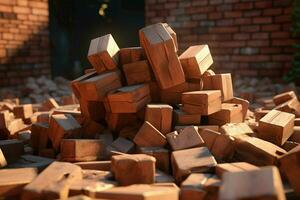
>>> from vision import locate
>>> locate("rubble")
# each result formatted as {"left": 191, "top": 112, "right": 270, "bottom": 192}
{"left": 0, "top": 22, "right": 299, "bottom": 199}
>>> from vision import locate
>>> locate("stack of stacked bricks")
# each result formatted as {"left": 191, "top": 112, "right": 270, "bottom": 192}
{"left": 146, "top": 0, "right": 295, "bottom": 79}
{"left": 0, "top": 0, "right": 50, "bottom": 86}
{"left": 0, "top": 22, "right": 300, "bottom": 199}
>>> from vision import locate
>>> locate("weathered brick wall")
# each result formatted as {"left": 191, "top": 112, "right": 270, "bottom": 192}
{"left": 145, "top": 0, "right": 295, "bottom": 79}
{"left": 0, "top": 0, "right": 50, "bottom": 86}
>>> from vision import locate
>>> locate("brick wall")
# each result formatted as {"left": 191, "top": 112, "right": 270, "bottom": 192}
{"left": 0, "top": 0, "right": 50, "bottom": 86}
{"left": 145, "top": 0, "right": 295, "bottom": 80}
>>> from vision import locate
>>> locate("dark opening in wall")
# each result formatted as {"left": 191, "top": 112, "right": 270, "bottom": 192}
{"left": 49, "top": 0, "right": 145, "bottom": 79}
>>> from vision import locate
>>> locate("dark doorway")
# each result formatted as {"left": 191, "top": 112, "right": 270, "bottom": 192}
{"left": 49, "top": 0, "right": 145, "bottom": 79}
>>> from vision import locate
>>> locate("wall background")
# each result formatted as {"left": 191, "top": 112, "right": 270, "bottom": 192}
{"left": 145, "top": 0, "right": 295, "bottom": 80}
{"left": 0, "top": 0, "right": 296, "bottom": 86}
{"left": 0, "top": 0, "right": 50, "bottom": 86}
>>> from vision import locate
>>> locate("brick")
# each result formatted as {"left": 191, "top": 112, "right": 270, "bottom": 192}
{"left": 210, "top": 26, "right": 239, "bottom": 33}
{"left": 60, "top": 139, "right": 105, "bottom": 162}
{"left": 197, "top": 125, "right": 219, "bottom": 132}
{"left": 111, "top": 154, "right": 156, "bottom": 185}
{"left": 87, "top": 34, "right": 119, "bottom": 73}
{"left": 220, "top": 123, "right": 253, "bottom": 137}
{"left": 76, "top": 71, "right": 122, "bottom": 101}
{"left": 75, "top": 160, "right": 111, "bottom": 171}
{"left": 255, "top": 1, "right": 273, "bottom": 9}
{"left": 22, "top": 162, "right": 82, "bottom": 200}
{"left": 118, "top": 124, "right": 141, "bottom": 140}
{"left": 263, "top": 8, "right": 283, "bottom": 16}
{"left": 42, "top": 98, "right": 59, "bottom": 111}
{"left": 180, "top": 173, "right": 221, "bottom": 200}
{"left": 173, "top": 108, "right": 201, "bottom": 125}
{"left": 240, "top": 25, "right": 260, "bottom": 32}
{"left": 255, "top": 109, "right": 270, "bottom": 122}
{"left": 209, "top": 103, "right": 243, "bottom": 125}
{"left": 279, "top": 145, "right": 300, "bottom": 195}
{"left": 219, "top": 167, "right": 285, "bottom": 200}
{"left": 145, "top": 104, "right": 172, "bottom": 135}
{"left": 0, "top": 110, "right": 14, "bottom": 129}
{"left": 273, "top": 91, "right": 297, "bottom": 105}
{"left": 32, "top": 8, "right": 48, "bottom": 16}
{"left": 274, "top": 15, "right": 291, "bottom": 23}
{"left": 48, "top": 114, "right": 82, "bottom": 150}
{"left": 199, "top": 129, "right": 235, "bottom": 161}
{"left": 13, "top": 6, "right": 31, "bottom": 14}
{"left": 251, "top": 32, "right": 269, "bottom": 40}
{"left": 79, "top": 100, "right": 106, "bottom": 122}
{"left": 0, "top": 168, "right": 38, "bottom": 197}
{"left": 215, "top": 162, "right": 259, "bottom": 177}
{"left": 233, "top": 33, "right": 250, "bottom": 40}
{"left": 107, "top": 84, "right": 151, "bottom": 113}
{"left": 91, "top": 184, "right": 179, "bottom": 199}
{"left": 262, "top": 24, "right": 281, "bottom": 32}
{"left": 105, "top": 113, "right": 138, "bottom": 132}
{"left": 107, "top": 137, "right": 135, "bottom": 154}
{"left": 202, "top": 73, "right": 233, "bottom": 101}
{"left": 28, "top": 1, "right": 48, "bottom": 9}
{"left": 69, "top": 170, "right": 116, "bottom": 196}
{"left": 122, "top": 60, "right": 152, "bottom": 85}
{"left": 163, "top": 23, "right": 179, "bottom": 52}
{"left": 182, "top": 90, "right": 222, "bottom": 115}
{"left": 171, "top": 147, "right": 217, "bottom": 183}
{"left": 159, "top": 82, "right": 189, "bottom": 105}
{"left": 233, "top": 135, "right": 286, "bottom": 166}
{"left": 119, "top": 47, "right": 145, "bottom": 65}
{"left": 258, "top": 110, "right": 295, "bottom": 146}
{"left": 30, "top": 122, "right": 49, "bottom": 154}
{"left": 140, "top": 23, "right": 185, "bottom": 89}
{"left": 138, "top": 147, "right": 170, "bottom": 173}
{"left": 179, "top": 45, "right": 213, "bottom": 79}
{"left": 243, "top": 10, "right": 261, "bottom": 17}
{"left": 253, "top": 17, "right": 272, "bottom": 24}
{"left": 166, "top": 126, "right": 205, "bottom": 151}
{"left": 224, "top": 11, "right": 242, "bottom": 18}
{"left": 234, "top": 2, "right": 253, "bottom": 10}
{"left": 225, "top": 97, "right": 249, "bottom": 120}
{"left": 134, "top": 121, "right": 167, "bottom": 147}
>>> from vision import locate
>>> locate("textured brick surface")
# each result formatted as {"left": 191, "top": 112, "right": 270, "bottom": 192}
{"left": 0, "top": 0, "right": 50, "bottom": 86}
{"left": 145, "top": 0, "right": 295, "bottom": 80}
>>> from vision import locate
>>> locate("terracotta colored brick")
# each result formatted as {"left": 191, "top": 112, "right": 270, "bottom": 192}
{"left": 111, "top": 154, "right": 156, "bottom": 186}
{"left": 22, "top": 162, "right": 82, "bottom": 200}
{"left": 134, "top": 121, "right": 167, "bottom": 147}
{"left": 219, "top": 167, "right": 285, "bottom": 200}
{"left": 258, "top": 110, "right": 295, "bottom": 146}
{"left": 145, "top": 104, "right": 173, "bottom": 135}
{"left": 182, "top": 90, "right": 222, "bottom": 115}
{"left": 60, "top": 139, "right": 105, "bottom": 162}
{"left": 92, "top": 184, "right": 179, "bottom": 199}
{"left": 279, "top": 145, "right": 300, "bottom": 196}
{"left": 233, "top": 135, "right": 286, "bottom": 166}
{"left": 166, "top": 126, "right": 205, "bottom": 151}
{"left": 215, "top": 162, "right": 259, "bottom": 177}
{"left": 138, "top": 147, "right": 170, "bottom": 173}
{"left": 180, "top": 173, "right": 221, "bottom": 200}
{"left": 171, "top": 147, "right": 217, "bottom": 183}
{"left": 48, "top": 114, "right": 82, "bottom": 150}
{"left": 0, "top": 168, "right": 38, "bottom": 197}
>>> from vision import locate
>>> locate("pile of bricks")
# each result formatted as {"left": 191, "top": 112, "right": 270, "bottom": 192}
{"left": 0, "top": 23, "right": 300, "bottom": 200}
